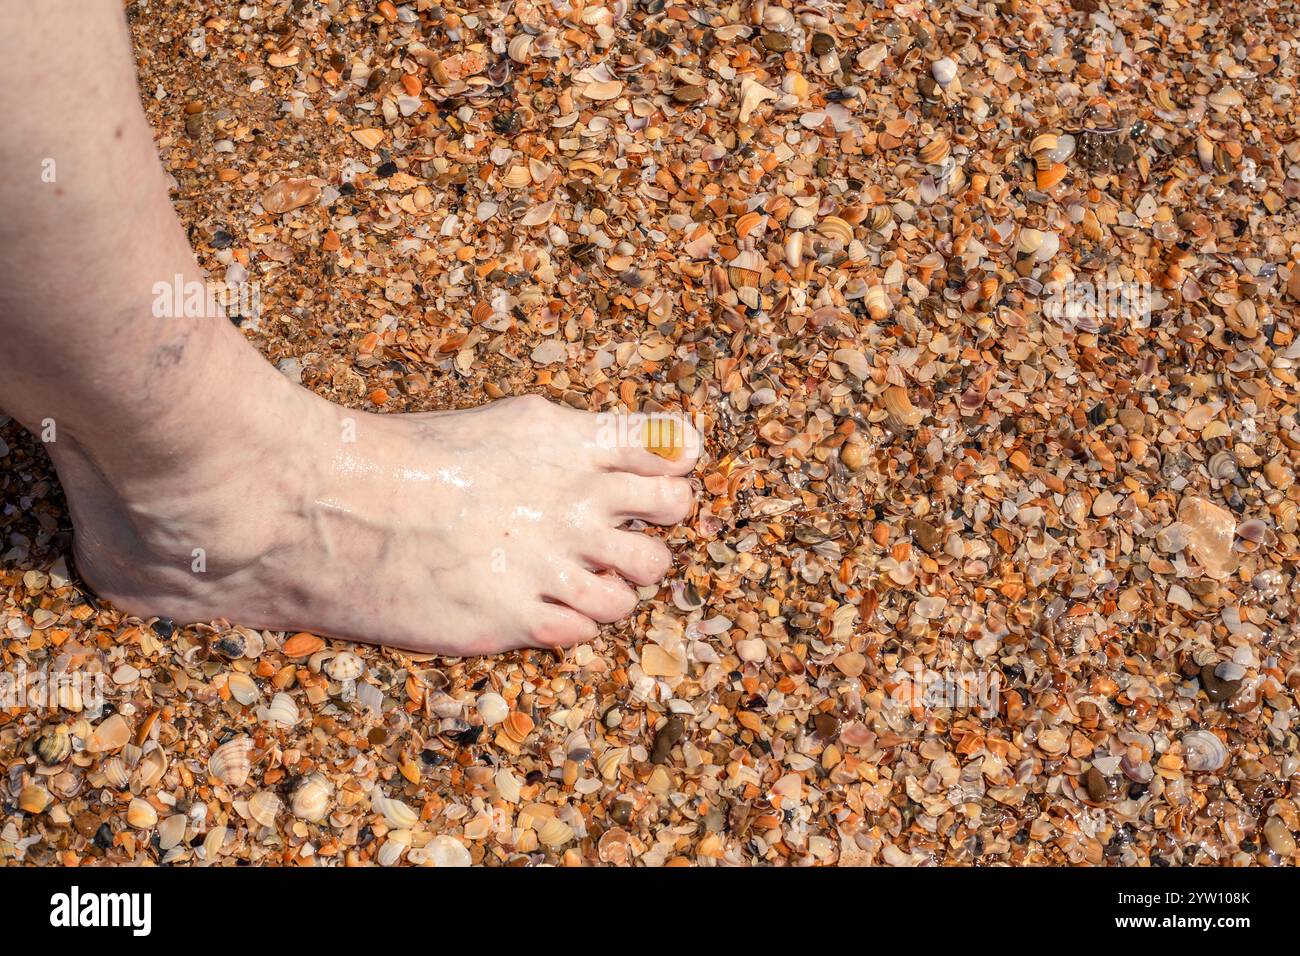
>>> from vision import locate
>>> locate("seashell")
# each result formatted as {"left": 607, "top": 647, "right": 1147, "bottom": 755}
{"left": 1235, "top": 518, "right": 1271, "bottom": 544}
{"left": 1179, "top": 496, "right": 1238, "bottom": 579}
{"left": 351, "top": 127, "right": 384, "bottom": 150}
{"left": 213, "top": 631, "right": 246, "bottom": 658}
{"left": 787, "top": 207, "right": 816, "bottom": 230}
{"left": 727, "top": 249, "right": 763, "bottom": 288}
{"left": 868, "top": 206, "right": 892, "bottom": 232}
{"left": 864, "top": 284, "right": 891, "bottom": 321}
{"left": 918, "top": 132, "right": 950, "bottom": 166}
{"left": 597, "top": 746, "right": 629, "bottom": 781}
{"left": 1036, "top": 162, "right": 1067, "bottom": 190}
{"left": 203, "top": 825, "right": 227, "bottom": 861}
{"left": 18, "top": 784, "right": 51, "bottom": 814}
{"left": 32, "top": 725, "right": 71, "bottom": 764}
{"left": 373, "top": 793, "right": 419, "bottom": 828}
{"left": 538, "top": 817, "right": 574, "bottom": 848}
{"left": 738, "top": 77, "right": 778, "bottom": 123}
{"left": 130, "top": 747, "right": 168, "bottom": 792}
{"left": 582, "top": 80, "right": 624, "bottom": 100}
{"left": 503, "top": 710, "right": 535, "bottom": 742}
{"left": 507, "top": 34, "right": 533, "bottom": 64}
{"left": 266, "top": 691, "right": 299, "bottom": 727}
{"left": 735, "top": 211, "right": 764, "bottom": 239}
{"left": 248, "top": 790, "right": 282, "bottom": 828}
{"left": 817, "top": 216, "right": 853, "bottom": 244}
{"left": 518, "top": 200, "right": 555, "bottom": 227}
{"left": 227, "top": 672, "right": 259, "bottom": 706}
{"left": 784, "top": 232, "right": 803, "bottom": 269}
{"left": 127, "top": 797, "right": 158, "bottom": 829}
{"left": 882, "top": 386, "right": 923, "bottom": 428}
{"left": 378, "top": 834, "right": 409, "bottom": 866}
{"left": 158, "top": 813, "right": 187, "bottom": 851}
{"left": 1181, "top": 730, "right": 1228, "bottom": 772}
{"left": 260, "top": 178, "right": 320, "bottom": 215}
{"left": 1030, "top": 133, "right": 1059, "bottom": 156}
{"left": 86, "top": 714, "right": 130, "bottom": 753}
{"left": 102, "top": 756, "right": 130, "bottom": 789}
{"left": 291, "top": 775, "right": 332, "bottom": 822}
{"left": 1062, "top": 491, "right": 1089, "bottom": 526}
{"left": 426, "top": 834, "right": 472, "bottom": 867}
{"left": 324, "top": 651, "right": 364, "bottom": 681}
{"left": 208, "top": 735, "right": 254, "bottom": 787}
{"left": 501, "top": 165, "right": 531, "bottom": 188}
{"left": 1017, "top": 228, "right": 1045, "bottom": 256}
{"left": 283, "top": 632, "right": 324, "bottom": 657}
{"left": 930, "top": 57, "right": 958, "bottom": 86}
{"left": 476, "top": 692, "right": 509, "bottom": 726}
{"left": 1207, "top": 450, "right": 1238, "bottom": 480}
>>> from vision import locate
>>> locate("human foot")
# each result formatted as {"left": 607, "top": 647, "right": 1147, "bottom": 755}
{"left": 59, "top": 389, "right": 701, "bottom": 655}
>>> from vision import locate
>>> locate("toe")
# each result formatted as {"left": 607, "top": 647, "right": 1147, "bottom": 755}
{"left": 527, "top": 603, "right": 599, "bottom": 648}
{"left": 548, "top": 565, "right": 639, "bottom": 624}
{"left": 584, "top": 529, "right": 673, "bottom": 586}
{"left": 595, "top": 412, "right": 702, "bottom": 476}
{"left": 604, "top": 474, "right": 695, "bottom": 524}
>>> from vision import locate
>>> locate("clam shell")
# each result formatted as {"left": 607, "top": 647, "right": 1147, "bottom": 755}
{"left": 373, "top": 793, "right": 419, "bottom": 828}
{"left": 538, "top": 817, "right": 574, "bottom": 848}
{"left": 1030, "top": 133, "right": 1059, "bottom": 155}
{"left": 158, "top": 813, "right": 187, "bottom": 850}
{"left": 102, "top": 756, "right": 131, "bottom": 789}
{"left": 817, "top": 216, "right": 853, "bottom": 244}
{"left": 1207, "top": 450, "right": 1238, "bottom": 480}
{"left": 378, "top": 834, "right": 408, "bottom": 866}
{"left": 324, "top": 651, "right": 364, "bottom": 681}
{"left": 127, "top": 797, "right": 158, "bottom": 829}
{"left": 248, "top": 790, "right": 282, "bottom": 828}
{"left": 208, "top": 735, "right": 254, "bottom": 787}
{"left": 18, "top": 784, "right": 51, "bottom": 814}
{"left": 784, "top": 232, "right": 803, "bottom": 269}
{"left": 130, "top": 747, "right": 168, "bottom": 793}
{"left": 33, "top": 725, "right": 71, "bottom": 765}
{"left": 227, "top": 672, "right": 259, "bottom": 706}
{"left": 501, "top": 165, "right": 531, "bottom": 188}
{"left": 266, "top": 692, "right": 299, "bottom": 727}
{"left": 507, "top": 34, "right": 533, "bottom": 64}
{"left": 918, "top": 133, "right": 950, "bottom": 165}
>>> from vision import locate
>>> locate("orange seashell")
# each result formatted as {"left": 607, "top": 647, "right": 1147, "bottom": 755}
{"left": 735, "top": 211, "right": 764, "bottom": 239}
{"left": 399, "top": 73, "right": 422, "bottom": 96}
{"left": 503, "top": 711, "right": 535, "bottom": 742}
{"left": 1036, "top": 163, "right": 1067, "bottom": 189}
{"left": 283, "top": 632, "right": 325, "bottom": 657}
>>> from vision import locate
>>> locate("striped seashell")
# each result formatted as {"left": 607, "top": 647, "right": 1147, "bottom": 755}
{"left": 918, "top": 133, "right": 950, "bottom": 165}
{"left": 864, "top": 284, "right": 891, "bottom": 321}
{"left": 507, "top": 34, "right": 533, "bottom": 64}
{"left": 291, "top": 775, "right": 332, "bottom": 822}
{"left": 208, "top": 735, "right": 254, "bottom": 787}
{"left": 248, "top": 790, "right": 282, "bottom": 828}
{"left": 266, "top": 692, "right": 299, "bottom": 728}
{"left": 817, "top": 216, "right": 853, "bottom": 244}
{"left": 1029, "top": 133, "right": 1059, "bottom": 156}
{"left": 883, "top": 386, "right": 924, "bottom": 429}
{"left": 102, "top": 756, "right": 131, "bottom": 789}
{"left": 373, "top": 793, "right": 419, "bottom": 829}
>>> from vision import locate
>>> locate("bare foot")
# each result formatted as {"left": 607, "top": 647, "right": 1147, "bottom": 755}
{"left": 58, "top": 389, "right": 700, "bottom": 655}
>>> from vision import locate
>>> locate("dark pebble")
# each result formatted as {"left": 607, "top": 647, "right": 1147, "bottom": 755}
{"left": 1200, "top": 663, "right": 1241, "bottom": 703}
{"left": 813, "top": 713, "right": 840, "bottom": 739}
{"left": 150, "top": 618, "right": 175, "bottom": 639}
{"left": 672, "top": 85, "right": 706, "bottom": 104}
{"left": 651, "top": 716, "right": 685, "bottom": 763}
{"left": 377, "top": 160, "right": 398, "bottom": 177}
{"left": 1084, "top": 766, "right": 1110, "bottom": 803}
{"left": 761, "top": 31, "right": 791, "bottom": 52}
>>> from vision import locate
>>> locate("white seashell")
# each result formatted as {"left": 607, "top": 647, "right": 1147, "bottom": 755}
{"left": 931, "top": 57, "right": 958, "bottom": 86}
{"left": 102, "top": 756, "right": 130, "bottom": 789}
{"left": 324, "top": 651, "right": 364, "bottom": 681}
{"left": 477, "top": 692, "right": 509, "bottom": 725}
{"left": 209, "top": 735, "right": 254, "bottom": 787}
{"left": 507, "top": 34, "right": 533, "bottom": 64}
{"left": 426, "top": 834, "right": 472, "bottom": 867}
{"left": 378, "top": 833, "right": 409, "bottom": 866}
{"left": 291, "top": 775, "right": 332, "bottom": 822}
{"left": 373, "top": 793, "right": 419, "bottom": 829}
{"left": 158, "top": 813, "right": 187, "bottom": 850}
{"left": 227, "top": 672, "right": 259, "bottom": 705}
{"left": 1182, "top": 730, "right": 1228, "bottom": 772}
{"left": 248, "top": 790, "right": 282, "bottom": 828}
{"left": 266, "top": 692, "right": 299, "bottom": 727}
{"left": 129, "top": 747, "right": 168, "bottom": 793}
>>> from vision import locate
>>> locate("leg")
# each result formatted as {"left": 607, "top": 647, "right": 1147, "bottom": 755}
{"left": 0, "top": 1, "right": 699, "bottom": 654}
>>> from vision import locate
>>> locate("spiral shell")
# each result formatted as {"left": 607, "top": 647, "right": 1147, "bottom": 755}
{"left": 291, "top": 775, "right": 332, "bottom": 822}
{"left": 864, "top": 284, "right": 891, "bottom": 321}
{"left": 208, "top": 735, "right": 254, "bottom": 787}
{"left": 1181, "top": 730, "right": 1228, "bottom": 772}
{"left": 248, "top": 790, "right": 282, "bottom": 828}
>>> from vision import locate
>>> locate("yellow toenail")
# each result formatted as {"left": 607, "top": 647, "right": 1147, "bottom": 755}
{"left": 645, "top": 418, "right": 683, "bottom": 460}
